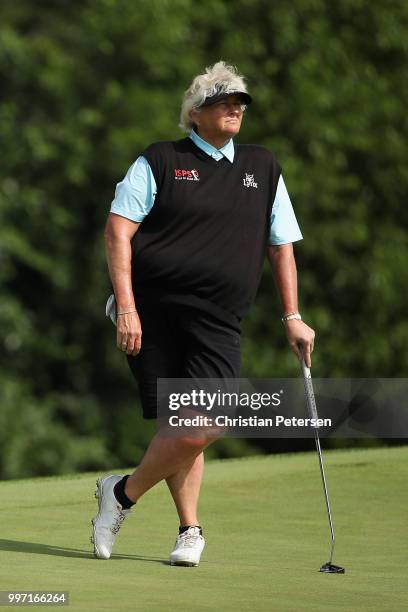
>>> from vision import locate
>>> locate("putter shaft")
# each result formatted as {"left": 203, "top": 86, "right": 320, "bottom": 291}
{"left": 301, "top": 358, "right": 336, "bottom": 567}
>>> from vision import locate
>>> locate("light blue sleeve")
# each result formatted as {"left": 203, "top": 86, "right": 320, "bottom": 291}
{"left": 110, "top": 156, "right": 157, "bottom": 222}
{"left": 269, "top": 175, "right": 303, "bottom": 245}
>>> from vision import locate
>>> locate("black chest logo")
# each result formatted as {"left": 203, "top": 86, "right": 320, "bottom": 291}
{"left": 243, "top": 173, "right": 258, "bottom": 188}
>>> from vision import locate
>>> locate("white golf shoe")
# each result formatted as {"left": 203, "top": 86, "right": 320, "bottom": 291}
{"left": 91, "top": 474, "right": 132, "bottom": 560}
{"left": 169, "top": 527, "right": 205, "bottom": 567}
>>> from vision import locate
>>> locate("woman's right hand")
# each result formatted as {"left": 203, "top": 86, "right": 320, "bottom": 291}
{"left": 116, "top": 310, "right": 142, "bottom": 356}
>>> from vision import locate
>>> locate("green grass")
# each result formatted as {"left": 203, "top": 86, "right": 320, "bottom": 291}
{"left": 0, "top": 446, "right": 407, "bottom": 611}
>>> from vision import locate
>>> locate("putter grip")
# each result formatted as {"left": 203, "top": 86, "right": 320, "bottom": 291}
{"left": 301, "top": 358, "right": 319, "bottom": 421}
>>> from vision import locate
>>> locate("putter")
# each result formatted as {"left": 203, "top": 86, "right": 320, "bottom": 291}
{"left": 300, "top": 352, "right": 345, "bottom": 574}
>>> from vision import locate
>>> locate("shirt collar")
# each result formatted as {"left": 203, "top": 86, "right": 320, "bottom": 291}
{"left": 189, "top": 129, "right": 235, "bottom": 163}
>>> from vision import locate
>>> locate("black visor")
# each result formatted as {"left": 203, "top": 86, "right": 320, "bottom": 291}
{"left": 198, "top": 90, "right": 252, "bottom": 108}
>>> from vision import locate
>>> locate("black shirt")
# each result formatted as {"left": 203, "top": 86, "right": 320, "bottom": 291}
{"left": 131, "top": 137, "right": 281, "bottom": 322}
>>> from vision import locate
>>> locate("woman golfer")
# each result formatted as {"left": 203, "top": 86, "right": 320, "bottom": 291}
{"left": 92, "top": 61, "right": 315, "bottom": 565}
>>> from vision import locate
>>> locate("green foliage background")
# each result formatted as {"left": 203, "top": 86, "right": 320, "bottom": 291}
{"left": 1, "top": 0, "right": 407, "bottom": 478}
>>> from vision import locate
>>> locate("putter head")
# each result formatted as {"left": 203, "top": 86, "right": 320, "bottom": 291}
{"left": 319, "top": 562, "right": 345, "bottom": 574}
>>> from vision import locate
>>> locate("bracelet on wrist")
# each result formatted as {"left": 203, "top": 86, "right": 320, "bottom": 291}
{"left": 117, "top": 309, "right": 137, "bottom": 316}
{"left": 281, "top": 312, "right": 302, "bottom": 323}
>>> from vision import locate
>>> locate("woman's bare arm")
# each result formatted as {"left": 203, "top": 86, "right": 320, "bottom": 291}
{"left": 104, "top": 213, "right": 142, "bottom": 355}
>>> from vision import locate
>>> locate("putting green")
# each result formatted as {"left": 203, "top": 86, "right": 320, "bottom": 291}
{"left": 0, "top": 446, "right": 406, "bottom": 611}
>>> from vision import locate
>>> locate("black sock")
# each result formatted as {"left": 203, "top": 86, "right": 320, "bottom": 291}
{"left": 113, "top": 475, "right": 135, "bottom": 509}
{"left": 179, "top": 525, "right": 202, "bottom": 536}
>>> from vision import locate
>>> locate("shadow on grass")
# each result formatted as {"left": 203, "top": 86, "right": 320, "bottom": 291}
{"left": 0, "top": 539, "right": 169, "bottom": 564}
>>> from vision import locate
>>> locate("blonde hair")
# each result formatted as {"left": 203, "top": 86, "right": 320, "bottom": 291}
{"left": 179, "top": 61, "right": 249, "bottom": 133}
